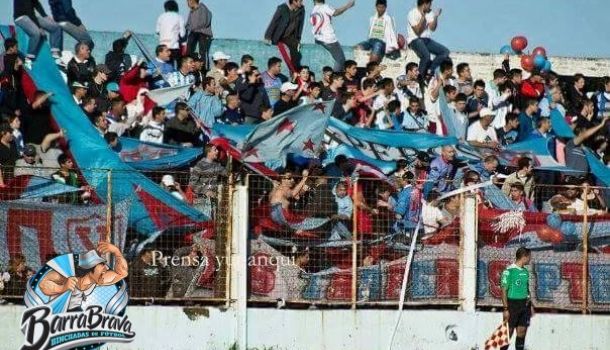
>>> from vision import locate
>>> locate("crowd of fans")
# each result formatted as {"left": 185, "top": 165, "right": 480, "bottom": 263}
{"left": 1, "top": 0, "right": 610, "bottom": 295}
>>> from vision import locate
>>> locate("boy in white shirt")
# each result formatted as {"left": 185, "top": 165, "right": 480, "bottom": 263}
{"left": 156, "top": 1, "right": 186, "bottom": 66}
{"left": 140, "top": 107, "right": 166, "bottom": 144}
{"left": 467, "top": 108, "right": 500, "bottom": 151}
{"left": 407, "top": 0, "right": 450, "bottom": 79}
{"left": 422, "top": 191, "right": 450, "bottom": 237}
{"left": 311, "top": 0, "right": 355, "bottom": 72}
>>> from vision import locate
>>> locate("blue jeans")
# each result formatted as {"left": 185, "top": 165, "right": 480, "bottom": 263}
{"left": 58, "top": 21, "right": 94, "bottom": 50}
{"left": 409, "top": 38, "right": 450, "bottom": 76}
{"left": 316, "top": 40, "right": 346, "bottom": 72}
{"left": 14, "top": 15, "right": 62, "bottom": 58}
{"left": 359, "top": 38, "right": 386, "bottom": 60}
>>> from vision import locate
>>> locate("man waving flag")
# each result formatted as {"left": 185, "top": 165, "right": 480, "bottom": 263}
{"left": 241, "top": 101, "right": 332, "bottom": 163}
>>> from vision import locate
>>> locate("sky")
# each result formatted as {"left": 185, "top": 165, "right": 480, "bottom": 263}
{"left": 1, "top": 0, "right": 609, "bottom": 58}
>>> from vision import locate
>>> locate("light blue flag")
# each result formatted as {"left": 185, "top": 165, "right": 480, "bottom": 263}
{"left": 118, "top": 137, "right": 202, "bottom": 171}
{"left": 438, "top": 87, "right": 467, "bottom": 140}
{"left": 550, "top": 108, "right": 575, "bottom": 139}
{"left": 585, "top": 149, "right": 610, "bottom": 186}
{"left": 324, "top": 144, "right": 397, "bottom": 174}
{"left": 326, "top": 117, "right": 458, "bottom": 162}
{"left": 16, "top": 28, "right": 206, "bottom": 235}
{"left": 504, "top": 138, "right": 582, "bottom": 173}
{"left": 241, "top": 102, "right": 332, "bottom": 162}
{"left": 213, "top": 124, "right": 254, "bottom": 144}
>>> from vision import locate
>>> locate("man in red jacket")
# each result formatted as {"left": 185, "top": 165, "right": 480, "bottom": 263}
{"left": 119, "top": 62, "right": 156, "bottom": 114}
{"left": 520, "top": 70, "right": 545, "bottom": 102}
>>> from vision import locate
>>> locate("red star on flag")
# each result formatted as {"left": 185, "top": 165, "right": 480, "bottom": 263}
{"left": 243, "top": 146, "right": 259, "bottom": 159}
{"left": 312, "top": 103, "right": 326, "bottom": 113}
{"left": 276, "top": 118, "right": 295, "bottom": 134}
{"left": 302, "top": 138, "right": 316, "bottom": 152}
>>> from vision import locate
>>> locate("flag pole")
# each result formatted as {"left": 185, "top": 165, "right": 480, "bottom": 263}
{"left": 388, "top": 209, "right": 423, "bottom": 350}
{"left": 351, "top": 179, "right": 358, "bottom": 309}
{"left": 582, "top": 184, "right": 589, "bottom": 314}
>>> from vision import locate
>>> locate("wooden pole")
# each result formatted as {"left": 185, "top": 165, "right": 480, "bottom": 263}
{"left": 351, "top": 179, "right": 358, "bottom": 309}
{"left": 582, "top": 184, "right": 589, "bottom": 314}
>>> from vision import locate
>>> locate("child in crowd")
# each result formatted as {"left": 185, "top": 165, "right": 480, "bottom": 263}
{"left": 333, "top": 181, "right": 353, "bottom": 220}
{"left": 422, "top": 190, "right": 451, "bottom": 238}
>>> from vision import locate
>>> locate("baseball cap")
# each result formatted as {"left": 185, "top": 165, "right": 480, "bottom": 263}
{"left": 78, "top": 250, "right": 106, "bottom": 269}
{"left": 95, "top": 64, "right": 112, "bottom": 75}
{"left": 161, "top": 174, "right": 175, "bottom": 187}
{"left": 479, "top": 108, "right": 495, "bottom": 118}
{"left": 23, "top": 144, "right": 37, "bottom": 157}
{"left": 281, "top": 82, "right": 299, "bottom": 93}
{"left": 212, "top": 51, "right": 231, "bottom": 61}
{"left": 72, "top": 81, "right": 88, "bottom": 89}
{"left": 190, "top": 53, "right": 203, "bottom": 61}
{"left": 107, "top": 82, "right": 120, "bottom": 92}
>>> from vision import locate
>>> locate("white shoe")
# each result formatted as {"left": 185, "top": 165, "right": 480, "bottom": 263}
{"left": 55, "top": 57, "right": 66, "bottom": 67}
{"left": 24, "top": 58, "right": 33, "bottom": 70}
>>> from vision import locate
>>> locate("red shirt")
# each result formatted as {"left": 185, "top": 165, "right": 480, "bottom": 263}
{"left": 520, "top": 79, "right": 545, "bottom": 101}
{"left": 352, "top": 91, "right": 375, "bottom": 126}
{"left": 119, "top": 66, "right": 156, "bottom": 114}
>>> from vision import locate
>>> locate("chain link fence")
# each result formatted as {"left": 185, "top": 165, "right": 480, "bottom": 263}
{"left": 247, "top": 174, "right": 461, "bottom": 307}
{"left": 1, "top": 165, "right": 609, "bottom": 313}
{"left": 478, "top": 182, "right": 610, "bottom": 313}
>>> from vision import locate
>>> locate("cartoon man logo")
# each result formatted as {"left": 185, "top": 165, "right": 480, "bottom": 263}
{"left": 38, "top": 242, "right": 128, "bottom": 312}
{"left": 21, "top": 242, "right": 135, "bottom": 350}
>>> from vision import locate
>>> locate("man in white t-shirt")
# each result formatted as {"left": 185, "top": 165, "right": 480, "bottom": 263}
{"left": 311, "top": 0, "right": 355, "bottom": 72}
{"left": 467, "top": 108, "right": 501, "bottom": 150}
{"left": 157, "top": 1, "right": 186, "bottom": 67}
{"left": 407, "top": 0, "right": 450, "bottom": 79}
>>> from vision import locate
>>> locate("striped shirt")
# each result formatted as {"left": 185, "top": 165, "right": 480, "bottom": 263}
{"left": 166, "top": 71, "right": 195, "bottom": 88}
{"left": 187, "top": 90, "right": 223, "bottom": 127}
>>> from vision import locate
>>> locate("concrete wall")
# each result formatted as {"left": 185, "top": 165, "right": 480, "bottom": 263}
{"left": 2, "top": 304, "right": 609, "bottom": 350}
{"left": 354, "top": 49, "right": 610, "bottom": 81}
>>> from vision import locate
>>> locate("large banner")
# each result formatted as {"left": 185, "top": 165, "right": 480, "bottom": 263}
{"left": 477, "top": 248, "right": 610, "bottom": 311}
{"left": 247, "top": 240, "right": 610, "bottom": 311}
{"left": 0, "top": 201, "right": 130, "bottom": 271}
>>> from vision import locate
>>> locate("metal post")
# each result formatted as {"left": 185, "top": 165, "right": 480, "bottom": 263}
{"left": 460, "top": 193, "right": 478, "bottom": 312}
{"left": 351, "top": 179, "right": 358, "bottom": 309}
{"left": 224, "top": 172, "right": 235, "bottom": 307}
{"left": 582, "top": 184, "right": 589, "bottom": 314}
{"left": 106, "top": 170, "right": 112, "bottom": 243}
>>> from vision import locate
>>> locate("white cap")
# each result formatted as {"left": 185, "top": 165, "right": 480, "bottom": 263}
{"left": 212, "top": 51, "right": 231, "bottom": 61}
{"left": 161, "top": 175, "right": 175, "bottom": 186}
{"left": 281, "top": 82, "right": 299, "bottom": 93}
{"left": 78, "top": 250, "right": 106, "bottom": 269}
{"left": 479, "top": 108, "right": 496, "bottom": 118}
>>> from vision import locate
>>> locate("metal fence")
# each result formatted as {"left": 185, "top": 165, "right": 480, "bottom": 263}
{"left": 0, "top": 166, "right": 231, "bottom": 304}
{"left": 246, "top": 174, "right": 461, "bottom": 307}
{"left": 1, "top": 166, "right": 609, "bottom": 314}
{"left": 478, "top": 183, "right": 610, "bottom": 313}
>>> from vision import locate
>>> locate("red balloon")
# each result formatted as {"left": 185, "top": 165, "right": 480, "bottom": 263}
{"left": 532, "top": 46, "right": 547, "bottom": 58}
{"left": 511, "top": 36, "right": 528, "bottom": 53}
{"left": 536, "top": 225, "right": 564, "bottom": 244}
{"left": 397, "top": 34, "right": 406, "bottom": 50}
{"left": 520, "top": 54, "right": 535, "bottom": 72}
